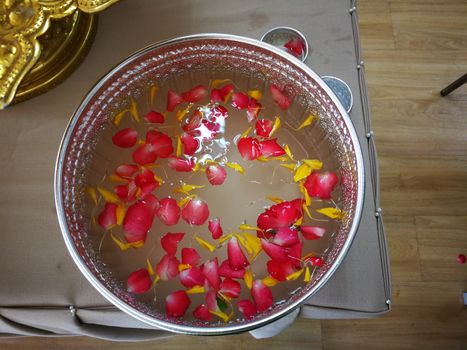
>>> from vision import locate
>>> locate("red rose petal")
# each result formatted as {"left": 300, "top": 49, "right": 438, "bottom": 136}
{"left": 211, "top": 105, "right": 229, "bottom": 118}
{"left": 132, "top": 144, "right": 157, "bottom": 165}
{"left": 182, "top": 110, "right": 203, "bottom": 134}
{"left": 219, "top": 84, "right": 234, "bottom": 102}
{"left": 255, "top": 119, "right": 274, "bottom": 138}
{"left": 142, "top": 193, "right": 159, "bottom": 213}
{"left": 289, "top": 241, "right": 303, "bottom": 268}
{"left": 115, "top": 181, "right": 138, "bottom": 202}
{"left": 270, "top": 84, "right": 291, "bottom": 110}
{"left": 181, "top": 247, "right": 201, "bottom": 266}
{"left": 301, "top": 226, "right": 326, "bottom": 240}
{"left": 156, "top": 254, "right": 180, "bottom": 280}
{"left": 181, "top": 198, "right": 210, "bottom": 226}
{"left": 180, "top": 133, "right": 199, "bottom": 156}
{"left": 210, "top": 88, "right": 223, "bottom": 103}
{"left": 167, "top": 156, "right": 195, "bottom": 172}
{"left": 208, "top": 218, "right": 223, "bottom": 239}
{"left": 135, "top": 168, "right": 159, "bottom": 198}
{"left": 161, "top": 232, "right": 185, "bottom": 255}
{"left": 144, "top": 111, "right": 165, "bottom": 123}
{"left": 304, "top": 171, "right": 338, "bottom": 200}
{"left": 145, "top": 130, "right": 174, "bottom": 158}
{"left": 205, "top": 289, "right": 220, "bottom": 312}
{"left": 182, "top": 85, "right": 208, "bottom": 103}
{"left": 219, "top": 277, "right": 241, "bottom": 298}
{"left": 127, "top": 268, "right": 152, "bottom": 294}
{"left": 228, "top": 236, "right": 250, "bottom": 270}
{"left": 284, "top": 38, "right": 305, "bottom": 58}
{"left": 267, "top": 260, "right": 297, "bottom": 281}
{"left": 202, "top": 258, "right": 220, "bottom": 290}
{"left": 251, "top": 280, "right": 273, "bottom": 313}
{"left": 272, "top": 227, "right": 300, "bottom": 247}
{"left": 206, "top": 164, "right": 227, "bottom": 186}
{"left": 156, "top": 197, "right": 180, "bottom": 226}
{"left": 219, "top": 259, "right": 245, "bottom": 279}
{"left": 457, "top": 254, "right": 466, "bottom": 264}
{"left": 167, "top": 90, "right": 183, "bottom": 112}
{"left": 261, "top": 239, "right": 290, "bottom": 262}
{"left": 238, "top": 299, "right": 256, "bottom": 319}
{"left": 123, "top": 201, "right": 154, "bottom": 242}
{"left": 112, "top": 128, "right": 138, "bottom": 148}
{"left": 193, "top": 304, "right": 212, "bottom": 321}
{"left": 308, "top": 256, "right": 325, "bottom": 267}
{"left": 98, "top": 202, "right": 117, "bottom": 230}
{"left": 166, "top": 290, "right": 191, "bottom": 317}
{"left": 115, "top": 164, "right": 139, "bottom": 178}
{"left": 246, "top": 98, "right": 262, "bottom": 122}
{"left": 232, "top": 92, "right": 249, "bottom": 110}
{"left": 237, "top": 137, "right": 261, "bottom": 161}
{"left": 260, "top": 139, "right": 286, "bottom": 157}
{"left": 180, "top": 266, "right": 205, "bottom": 288}
{"left": 257, "top": 200, "right": 302, "bottom": 231}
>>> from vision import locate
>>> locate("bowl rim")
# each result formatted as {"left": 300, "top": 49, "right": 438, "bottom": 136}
{"left": 54, "top": 32, "right": 365, "bottom": 335}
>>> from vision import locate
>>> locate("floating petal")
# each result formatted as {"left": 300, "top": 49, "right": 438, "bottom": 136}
{"left": 219, "top": 277, "right": 241, "bottom": 298}
{"left": 231, "top": 92, "right": 249, "bottom": 110}
{"left": 238, "top": 299, "right": 256, "bottom": 319}
{"left": 270, "top": 84, "right": 291, "bottom": 110}
{"left": 237, "top": 137, "right": 261, "bottom": 160}
{"left": 180, "top": 133, "right": 199, "bottom": 156}
{"left": 156, "top": 197, "right": 180, "bottom": 226}
{"left": 98, "top": 203, "right": 117, "bottom": 229}
{"left": 166, "top": 290, "right": 191, "bottom": 318}
{"left": 316, "top": 207, "right": 343, "bottom": 219}
{"left": 206, "top": 164, "right": 227, "bottom": 186}
{"left": 180, "top": 266, "right": 205, "bottom": 288}
{"left": 144, "top": 111, "right": 165, "bottom": 123}
{"left": 161, "top": 232, "right": 185, "bottom": 255}
{"left": 166, "top": 90, "right": 184, "bottom": 112}
{"left": 272, "top": 227, "right": 300, "bottom": 247}
{"left": 296, "top": 114, "right": 316, "bottom": 131}
{"left": 259, "top": 139, "right": 286, "bottom": 157}
{"left": 156, "top": 254, "right": 180, "bottom": 280}
{"left": 208, "top": 218, "right": 223, "bottom": 239}
{"left": 219, "top": 260, "right": 245, "bottom": 279}
{"left": 304, "top": 171, "right": 338, "bottom": 200}
{"left": 255, "top": 119, "right": 273, "bottom": 138}
{"left": 182, "top": 85, "right": 208, "bottom": 103}
{"left": 300, "top": 226, "right": 326, "bottom": 240}
{"left": 167, "top": 156, "right": 195, "bottom": 172}
{"left": 228, "top": 236, "right": 250, "bottom": 270}
{"left": 251, "top": 280, "right": 273, "bottom": 313}
{"left": 202, "top": 258, "right": 220, "bottom": 290}
{"left": 193, "top": 304, "right": 212, "bottom": 321}
{"left": 127, "top": 268, "right": 152, "bottom": 294}
{"left": 267, "top": 260, "right": 296, "bottom": 281}
{"left": 181, "top": 247, "right": 201, "bottom": 266}
{"left": 181, "top": 198, "right": 210, "bottom": 226}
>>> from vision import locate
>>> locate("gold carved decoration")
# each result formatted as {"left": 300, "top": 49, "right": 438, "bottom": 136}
{"left": 0, "top": 0, "right": 120, "bottom": 109}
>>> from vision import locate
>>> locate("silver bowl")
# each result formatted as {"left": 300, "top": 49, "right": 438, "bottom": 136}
{"left": 55, "top": 34, "right": 364, "bottom": 335}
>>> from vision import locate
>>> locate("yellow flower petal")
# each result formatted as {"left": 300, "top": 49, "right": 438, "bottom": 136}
{"left": 154, "top": 174, "right": 164, "bottom": 185}
{"left": 304, "top": 266, "right": 311, "bottom": 282}
{"left": 293, "top": 163, "right": 312, "bottom": 182}
{"left": 241, "top": 126, "right": 252, "bottom": 138}
{"left": 284, "top": 144, "right": 294, "bottom": 160}
{"left": 116, "top": 204, "right": 125, "bottom": 225}
{"left": 112, "top": 109, "right": 128, "bottom": 127}
{"left": 149, "top": 85, "right": 158, "bottom": 106}
{"left": 129, "top": 99, "right": 140, "bottom": 122}
{"left": 270, "top": 116, "right": 281, "bottom": 136}
{"left": 244, "top": 269, "right": 253, "bottom": 289}
{"left": 85, "top": 186, "right": 98, "bottom": 205}
{"left": 266, "top": 196, "right": 283, "bottom": 204}
{"left": 235, "top": 234, "right": 253, "bottom": 255}
{"left": 262, "top": 276, "right": 280, "bottom": 287}
{"left": 176, "top": 103, "right": 193, "bottom": 121}
{"left": 256, "top": 156, "right": 270, "bottom": 163}
{"left": 147, "top": 258, "right": 155, "bottom": 276}
{"left": 242, "top": 233, "right": 262, "bottom": 259}
{"left": 286, "top": 268, "right": 304, "bottom": 281}
{"left": 239, "top": 224, "right": 260, "bottom": 232}
{"left": 177, "top": 195, "right": 195, "bottom": 208}
{"left": 294, "top": 216, "right": 303, "bottom": 226}
{"left": 174, "top": 183, "right": 205, "bottom": 195}
{"left": 178, "top": 263, "right": 191, "bottom": 272}
{"left": 110, "top": 232, "right": 130, "bottom": 251}
{"left": 129, "top": 240, "right": 144, "bottom": 248}
{"left": 303, "top": 203, "right": 313, "bottom": 219}
{"left": 97, "top": 187, "right": 120, "bottom": 203}
{"left": 225, "top": 162, "right": 244, "bottom": 174}
{"left": 108, "top": 174, "right": 126, "bottom": 183}
{"left": 176, "top": 136, "right": 182, "bottom": 157}
{"left": 217, "top": 233, "right": 234, "bottom": 244}
{"left": 247, "top": 90, "right": 263, "bottom": 100}
{"left": 302, "top": 159, "right": 323, "bottom": 170}
{"left": 316, "top": 207, "right": 344, "bottom": 219}
{"left": 296, "top": 114, "right": 316, "bottom": 131}
{"left": 195, "top": 235, "right": 216, "bottom": 252}
{"left": 210, "top": 310, "right": 231, "bottom": 323}
{"left": 186, "top": 285, "right": 205, "bottom": 294}
{"left": 211, "top": 79, "right": 231, "bottom": 88}
{"left": 280, "top": 163, "right": 296, "bottom": 171}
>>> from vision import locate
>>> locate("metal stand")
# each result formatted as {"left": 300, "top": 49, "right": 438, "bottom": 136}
{"left": 440, "top": 73, "right": 467, "bottom": 96}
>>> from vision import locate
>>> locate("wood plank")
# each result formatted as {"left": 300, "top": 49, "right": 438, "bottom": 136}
{"left": 358, "top": 0, "right": 395, "bottom": 50}
{"left": 416, "top": 216, "right": 467, "bottom": 282}
{"left": 321, "top": 281, "right": 467, "bottom": 350}
{"left": 0, "top": 319, "right": 322, "bottom": 350}
{"left": 384, "top": 216, "right": 422, "bottom": 282}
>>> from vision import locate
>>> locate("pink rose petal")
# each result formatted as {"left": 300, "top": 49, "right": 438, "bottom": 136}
{"left": 132, "top": 144, "right": 157, "bottom": 165}
{"left": 98, "top": 202, "right": 117, "bottom": 230}
{"left": 272, "top": 227, "right": 300, "bottom": 247}
{"left": 161, "top": 232, "right": 185, "bottom": 255}
{"left": 303, "top": 171, "right": 338, "bottom": 200}
{"left": 219, "top": 259, "right": 245, "bottom": 279}
{"left": 112, "top": 128, "right": 138, "bottom": 148}
{"left": 251, "top": 280, "right": 273, "bottom": 313}
{"left": 300, "top": 226, "right": 326, "bottom": 240}
{"left": 261, "top": 239, "right": 290, "bottom": 262}
{"left": 219, "top": 277, "right": 241, "bottom": 298}
{"left": 156, "top": 254, "right": 180, "bottom": 280}
{"left": 228, "top": 236, "right": 250, "bottom": 270}
{"left": 167, "top": 156, "right": 195, "bottom": 172}
{"left": 180, "top": 266, "right": 205, "bottom": 288}
{"left": 181, "top": 247, "right": 201, "bottom": 266}
{"left": 267, "top": 260, "right": 296, "bottom": 281}
{"left": 202, "top": 258, "right": 220, "bottom": 290}
{"left": 206, "top": 164, "right": 227, "bottom": 186}
{"left": 208, "top": 218, "right": 223, "bottom": 239}
{"left": 166, "top": 290, "right": 191, "bottom": 317}
{"left": 123, "top": 201, "right": 154, "bottom": 242}
{"left": 156, "top": 197, "right": 180, "bottom": 226}
{"left": 181, "top": 198, "right": 210, "bottom": 226}
{"left": 127, "top": 268, "right": 152, "bottom": 294}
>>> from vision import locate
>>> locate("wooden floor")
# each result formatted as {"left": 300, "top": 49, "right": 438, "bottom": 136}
{"left": 2, "top": 0, "right": 467, "bottom": 349}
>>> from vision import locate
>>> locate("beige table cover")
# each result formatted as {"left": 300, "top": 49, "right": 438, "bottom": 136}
{"left": 0, "top": 0, "right": 390, "bottom": 340}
